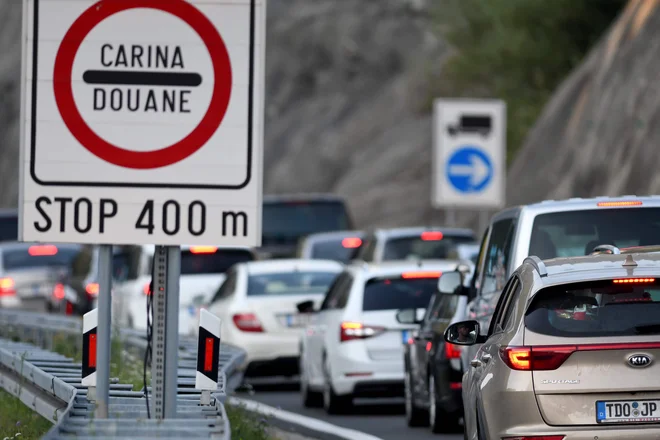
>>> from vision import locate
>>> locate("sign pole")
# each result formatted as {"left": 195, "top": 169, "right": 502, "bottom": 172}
{"left": 151, "top": 245, "right": 168, "bottom": 419}
{"left": 95, "top": 244, "right": 112, "bottom": 419}
{"left": 164, "top": 246, "right": 181, "bottom": 418}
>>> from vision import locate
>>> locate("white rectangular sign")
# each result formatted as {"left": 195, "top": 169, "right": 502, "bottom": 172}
{"left": 19, "top": 0, "right": 265, "bottom": 246}
{"left": 432, "top": 98, "right": 506, "bottom": 209}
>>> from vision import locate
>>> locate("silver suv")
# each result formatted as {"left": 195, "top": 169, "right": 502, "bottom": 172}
{"left": 465, "top": 196, "right": 660, "bottom": 369}
{"left": 446, "top": 246, "right": 660, "bottom": 439}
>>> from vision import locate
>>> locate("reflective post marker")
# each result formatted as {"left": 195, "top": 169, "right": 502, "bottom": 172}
{"left": 95, "top": 244, "right": 113, "bottom": 418}
{"left": 82, "top": 307, "right": 98, "bottom": 401}
{"left": 196, "top": 309, "right": 221, "bottom": 406}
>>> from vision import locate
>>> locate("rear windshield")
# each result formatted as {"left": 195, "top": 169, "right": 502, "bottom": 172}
{"left": 0, "top": 215, "right": 18, "bottom": 243}
{"left": 180, "top": 249, "right": 254, "bottom": 275}
{"left": 362, "top": 277, "right": 439, "bottom": 311}
{"left": 529, "top": 208, "right": 660, "bottom": 259}
{"left": 525, "top": 279, "right": 660, "bottom": 337}
{"left": 382, "top": 235, "right": 475, "bottom": 261}
{"left": 262, "top": 201, "right": 351, "bottom": 240}
{"left": 2, "top": 246, "right": 81, "bottom": 271}
{"left": 310, "top": 238, "right": 361, "bottom": 263}
{"left": 247, "top": 271, "right": 339, "bottom": 296}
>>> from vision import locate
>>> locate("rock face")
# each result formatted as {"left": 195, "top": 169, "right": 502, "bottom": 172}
{"left": 506, "top": 0, "right": 660, "bottom": 205}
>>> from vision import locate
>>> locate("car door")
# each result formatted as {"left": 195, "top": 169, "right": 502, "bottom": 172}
{"left": 464, "top": 275, "right": 522, "bottom": 436}
{"left": 410, "top": 294, "right": 442, "bottom": 396}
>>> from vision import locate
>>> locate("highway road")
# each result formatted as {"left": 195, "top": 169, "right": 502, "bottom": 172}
{"left": 235, "top": 383, "right": 463, "bottom": 440}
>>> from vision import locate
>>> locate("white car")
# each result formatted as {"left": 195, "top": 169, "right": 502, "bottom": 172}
{"left": 112, "top": 244, "right": 256, "bottom": 334}
{"left": 205, "top": 259, "right": 343, "bottom": 380}
{"left": 298, "top": 260, "right": 467, "bottom": 414}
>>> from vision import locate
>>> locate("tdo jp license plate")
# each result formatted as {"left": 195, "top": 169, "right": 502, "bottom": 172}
{"left": 597, "top": 400, "right": 660, "bottom": 423}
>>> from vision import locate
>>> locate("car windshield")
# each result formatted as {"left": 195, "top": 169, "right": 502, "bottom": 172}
{"left": 2, "top": 245, "right": 81, "bottom": 271}
{"left": 262, "top": 201, "right": 351, "bottom": 240}
{"left": 309, "top": 237, "right": 362, "bottom": 262}
{"left": 180, "top": 249, "right": 254, "bottom": 275}
{"left": 525, "top": 279, "right": 660, "bottom": 337}
{"left": 362, "top": 276, "right": 440, "bottom": 311}
{"left": 382, "top": 234, "right": 475, "bottom": 261}
{"left": 247, "top": 271, "right": 339, "bottom": 296}
{"left": 529, "top": 208, "right": 660, "bottom": 259}
{"left": 0, "top": 215, "right": 18, "bottom": 243}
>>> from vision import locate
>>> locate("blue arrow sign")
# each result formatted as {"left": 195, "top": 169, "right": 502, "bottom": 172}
{"left": 445, "top": 146, "right": 493, "bottom": 193}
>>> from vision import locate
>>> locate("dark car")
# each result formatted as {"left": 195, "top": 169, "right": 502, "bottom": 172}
{"left": 296, "top": 230, "right": 364, "bottom": 263}
{"left": 397, "top": 270, "right": 468, "bottom": 433}
{"left": 0, "top": 209, "right": 18, "bottom": 243}
{"left": 259, "top": 194, "right": 353, "bottom": 259}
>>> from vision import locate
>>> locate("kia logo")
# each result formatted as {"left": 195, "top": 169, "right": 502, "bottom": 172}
{"left": 627, "top": 354, "right": 652, "bottom": 368}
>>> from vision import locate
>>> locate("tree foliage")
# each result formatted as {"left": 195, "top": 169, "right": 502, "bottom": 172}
{"left": 431, "top": 0, "right": 626, "bottom": 163}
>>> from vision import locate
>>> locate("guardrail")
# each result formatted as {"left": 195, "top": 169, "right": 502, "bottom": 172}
{"left": 0, "top": 309, "right": 247, "bottom": 439}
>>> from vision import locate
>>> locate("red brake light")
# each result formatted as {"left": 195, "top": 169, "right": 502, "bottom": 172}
{"left": 340, "top": 321, "right": 385, "bottom": 342}
{"left": 341, "top": 237, "right": 362, "bottom": 248}
{"left": 86, "top": 283, "right": 99, "bottom": 296}
{"left": 232, "top": 313, "right": 264, "bottom": 332}
{"left": 401, "top": 271, "right": 442, "bottom": 279}
{"left": 445, "top": 342, "right": 461, "bottom": 359}
{"left": 28, "top": 245, "right": 58, "bottom": 256}
{"left": 143, "top": 283, "right": 151, "bottom": 295}
{"left": 0, "top": 278, "right": 15, "bottom": 297}
{"left": 190, "top": 246, "right": 218, "bottom": 254}
{"left": 65, "top": 301, "right": 74, "bottom": 315}
{"left": 503, "top": 436, "right": 565, "bottom": 440}
{"left": 613, "top": 278, "right": 655, "bottom": 284}
{"left": 53, "top": 283, "right": 65, "bottom": 300}
{"left": 421, "top": 231, "right": 444, "bottom": 241}
{"left": 500, "top": 346, "right": 576, "bottom": 371}
{"left": 597, "top": 201, "right": 642, "bottom": 207}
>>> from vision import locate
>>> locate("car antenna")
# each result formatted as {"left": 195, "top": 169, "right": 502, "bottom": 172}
{"left": 622, "top": 254, "right": 638, "bottom": 268}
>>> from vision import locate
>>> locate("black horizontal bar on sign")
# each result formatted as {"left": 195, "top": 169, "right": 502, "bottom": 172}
{"left": 82, "top": 70, "right": 203, "bottom": 87}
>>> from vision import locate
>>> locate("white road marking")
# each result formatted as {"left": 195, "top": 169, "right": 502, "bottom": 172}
{"left": 228, "top": 396, "right": 385, "bottom": 440}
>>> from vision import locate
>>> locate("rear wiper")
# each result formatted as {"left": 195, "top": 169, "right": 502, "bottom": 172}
{"left": 633, "top": 324, "right": 660, "bottom": 335}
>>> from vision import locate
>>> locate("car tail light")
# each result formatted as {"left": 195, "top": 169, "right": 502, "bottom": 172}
{"left": 445, "top": 342, "right": 461, "bottom": 359}
{"left": 190, "top": 246, "right": 217, "bottom": 254}
{"left": 340, "top": 321, "right": 385, "bottom": 342}
{"left": 143, "top": 283, "right": 151, "bottom": 295}
{"left": 53, "top": 283, "right": 66, "bottom": 300}
{"left": 28, "top": 245, "right": 58, "bottom": 256}
{"left": 613, "top": 278, "right": 655, "bottom": 283}
{"left": 341, "top": 237, "right": 362, "bottom": 248}
{"left": 401, "top": 271, "right": 442, "bottom": 279}
{"left": 232, "top": 313, "right": 264, "bottom": 332}
{"left": 421, "top": 231, "right": 443, "bottom": 241}
{"left": 500, "top": 346, "right": 576, "bottom": 371}
{"left": 503, "top": 436, "right": 565, "bottom": 440}
{"left": 597, "top": 200, "right": 642, "bottom": 207}
{"left": 65, "top": 301, "right": 74, "bottom": 315}
{"left": 0, "top": 278, "right": 15, "bottom": 296}
{"left": 86, "top": 283, "right": 99, "bottom": 296}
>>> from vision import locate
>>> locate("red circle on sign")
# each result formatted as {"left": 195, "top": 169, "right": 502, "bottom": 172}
{"left": 53, "top": 0, "right": 232, "bottom": 169}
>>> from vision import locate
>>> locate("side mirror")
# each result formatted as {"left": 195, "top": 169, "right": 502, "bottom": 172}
{"left": 443, "top": 320, "right": 484, "bottom": 346}
{"left": 438, "top": 271, "right": 467, "bottom": 296}
{"left": 395, "top": 308, "right": 422, "bottom": 325}
{"left": 296, "top": 300, "right": 315, "bottom": 314}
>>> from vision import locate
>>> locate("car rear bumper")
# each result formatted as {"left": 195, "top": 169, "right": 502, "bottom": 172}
{"left": 502, "top": 426, "right": 660, "bottom": 439}
{"left": 245, "top": 356, "right": 299, "bottom": 378}
{"left": 330, "top": 350, "right": 404, "bottom": 396}
{"left": 235, "top": 333, "right": 300, "bottom": 371}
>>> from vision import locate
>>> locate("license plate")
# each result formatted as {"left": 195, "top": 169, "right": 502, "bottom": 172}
{"left": 597, "top": 400, "right": 660, "bottom": 423}
{"left": 402, "top": 330, "right": 410, "bottom": 344}
{"left": 280, "top": 313, "right": 311, "bottom": 328}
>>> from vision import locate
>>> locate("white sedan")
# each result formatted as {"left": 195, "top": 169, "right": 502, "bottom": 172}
{"left": 206, "top": 259, "right": 343, "bottom": 380}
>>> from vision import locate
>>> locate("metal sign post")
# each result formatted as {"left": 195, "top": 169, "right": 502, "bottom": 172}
{"left": 95, "top": 244, "right": 112, "bottom": 418}
{"left": 164, "top": 246, "right": 181, "bottom": 418}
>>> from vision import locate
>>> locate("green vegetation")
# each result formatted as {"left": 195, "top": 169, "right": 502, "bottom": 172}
{"left": 0, "top": 389, "right": 52, "bottom": 439}
{"left": 430, "top": 0, "right": 626, "bottom": 163}
{"left": 225, "top": 404, "right": 279, "bottom": 440}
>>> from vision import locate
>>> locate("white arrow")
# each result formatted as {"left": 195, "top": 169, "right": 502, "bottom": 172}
{"left": 448, "top": 153, "right": 490, "bottom": 188}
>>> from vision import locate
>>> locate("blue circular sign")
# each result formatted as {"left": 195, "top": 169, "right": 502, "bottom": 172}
{"left": 445, "top": 146, "right": 494, "bottom": 193}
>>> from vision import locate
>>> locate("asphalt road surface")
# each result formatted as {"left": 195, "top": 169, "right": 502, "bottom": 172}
{"left": 236, "top": 382, "right": 463, "bottom": 440}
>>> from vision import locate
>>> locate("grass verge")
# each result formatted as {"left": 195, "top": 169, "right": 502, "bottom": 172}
{"left": 0, "top": 389, "right": 52, "bottom": 440}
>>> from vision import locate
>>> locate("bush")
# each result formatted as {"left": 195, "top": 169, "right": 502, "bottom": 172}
{"left": 430, "top": 0, "right": 626, "bottom": 163}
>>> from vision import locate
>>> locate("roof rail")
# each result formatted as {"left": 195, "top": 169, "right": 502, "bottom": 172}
{"left": 589, "top": 244, "right": 621, "bottom": 255}
{"left": 619, "top": 245, "right": 660, "bottom": 255}
{"left": 524, "top": 256, "right": 548, "bottom": 277}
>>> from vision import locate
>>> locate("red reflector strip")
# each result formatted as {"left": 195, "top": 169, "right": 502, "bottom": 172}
{"left": 204, "top": 337, "right": 214, "bottom": 372}
{"left": 597, "top": 201, "right": 642, "bottom": 207}
{"left": 88, "top": 334, "right": 97, "bottom": 368}
{"left": 613, "top": 278, "right": 655, "bottom": 283}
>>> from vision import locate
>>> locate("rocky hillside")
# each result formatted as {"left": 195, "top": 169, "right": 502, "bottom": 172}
{"left": 507, "top": 0, "right": 660, "bottom": 205}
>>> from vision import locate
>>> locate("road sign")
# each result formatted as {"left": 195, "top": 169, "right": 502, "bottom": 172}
{"left": 19, "top": 0, "right": 265, "bottom": 246}
{"left": 432, "top": 99, "right": 506, "bottom": 209}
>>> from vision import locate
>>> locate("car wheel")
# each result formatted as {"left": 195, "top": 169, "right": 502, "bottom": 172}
{"left": 404, "top": 370, "right": 428, "bottom": 427}
{"left": 322, "top": 358, "right": 351, "bottom": 414}
{"left": 300, "top": 353, "right": 322, "bottom": 408}
{"left": 429, "top": 374, "right": 460, "bottom": 433}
